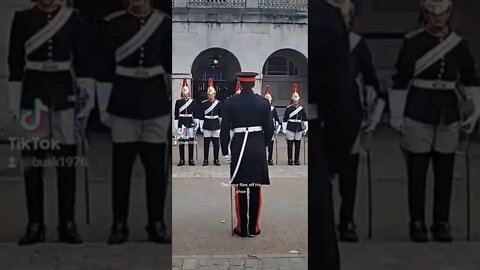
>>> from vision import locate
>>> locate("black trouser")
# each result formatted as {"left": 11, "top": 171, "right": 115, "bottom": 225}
{"left": 22, "top": 144, "right": 77, "bottom": 225}
{"left": 267, "top": 140, "right": 274, "bottom": 161}
{"left": 338, "top": 154, "right": 359, "bottom": 224}
{"left": 286, "top": 140, "right": 302, "bottom": 161}
{"left": 179, "top": 138, "right": 194, "bottom": 161}
{"left": 112, "top": 142, "right": 167, "bottom": 225}
{"left": 234, "top": 186, "right": 262, "bottom": 235}
{"left": 203, "top": 136, "right": 219, "bottom": 161}
{"left": 406, "top": 151, "right": 455, "bottom": 224}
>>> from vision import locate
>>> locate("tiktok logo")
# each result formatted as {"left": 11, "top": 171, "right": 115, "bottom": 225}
{"left": 19, "top": 99, "right": 48, "bottom": 131}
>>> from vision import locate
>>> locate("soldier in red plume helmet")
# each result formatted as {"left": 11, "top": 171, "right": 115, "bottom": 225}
{"left": 282, "top": 84, "right": 308, "bottom": 166}
{"left": 389, "top": 0, "right": 480, "bottom": 242}
{"left": 95, "top": 0, "right": 172, "bottom": 244}
{"left": 264, "top": 85, "right": 281, "bottom": 165}
{"left": 10, "top": 0, "right": 94, "bottom": 246}
{"left": 174, "top": 79, "right": 199, "bottom": 166}
{"left": 199, "top": 78, "right": 222, "bottom": 166}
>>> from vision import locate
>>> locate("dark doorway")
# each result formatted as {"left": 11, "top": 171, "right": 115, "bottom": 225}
{"left": 191, "top": 48, "right": 241, "bottom": 103}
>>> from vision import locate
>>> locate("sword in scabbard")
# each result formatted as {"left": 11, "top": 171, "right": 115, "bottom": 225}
{"left": 74, "top": 87, "right": 91, "bottom": 225}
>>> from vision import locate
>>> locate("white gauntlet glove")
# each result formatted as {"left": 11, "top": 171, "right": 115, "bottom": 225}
{"left": 388, "top": 89, "right": 408, "bottom": 134}
{"left": 76, "top": 78, "right": 96, "bottom": 118}
{"left": 8, "top": 82, "right": 23, "bottom": 120}
{"left": 96, "top": 82, "right": 112, "bottom": 127}
{"left": 282, "top": 122, "right": 287, "bottom": 134}
{"left": 365, "top": 99, "right": 386, "bottom": 133}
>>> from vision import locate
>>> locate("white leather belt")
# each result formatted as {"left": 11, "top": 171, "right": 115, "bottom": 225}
{"left": 288, "top": 119, "right": 302, "bottom": 123}
{"left": 233, "top": 126, "right": 263, "bottom": 133}
{"left": 229, "top": 125, "right": 262, "bottom": 184}
{"left": 26, "top": 61, "right": 71, "bottom": 72}
{"left": 205, "top": 115, "right": 219, "bottom": 119}
{"left": 115, "top": 65, "right": 165, "bottom": 78}
{"left": 412, "top": 79, "right": 456, "bottom": 90}
{"left": 179, "top": 114, "right": 192, "bottom": 117}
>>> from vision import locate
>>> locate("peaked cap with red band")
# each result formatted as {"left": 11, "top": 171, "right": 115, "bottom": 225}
{"left": 236, "top": 72, "right": 258, "bottom": 83}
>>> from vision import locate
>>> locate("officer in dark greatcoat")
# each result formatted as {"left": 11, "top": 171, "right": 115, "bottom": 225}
{"left": 282, "top": 84, "right": 308, "bottom": 165}
{"left": 220, "top": 72, "right": 274, "bottom": 237}
{"left": 264, "top": 85, "right": 281, "bottom": 165}
{"left": 389, "top": 0, "right": 480, "bottom": 242}
{"left": 200, "top": 78, "right": 222, "bottom": 166}
{"left": 327, "top": 0, "right": 387, "bottom": 243}
{"left": 174, "top": 79, "right": 199, "bottom": 166}
{"left": 7, "top": 0, "right": 95, "bottom": 245}
{"left": 95, "top": 0, "right": 172, "bottom": 244}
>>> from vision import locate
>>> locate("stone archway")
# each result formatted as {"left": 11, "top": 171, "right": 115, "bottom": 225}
{"left": 191, "top": 47, "right": 241, "bottom": 102}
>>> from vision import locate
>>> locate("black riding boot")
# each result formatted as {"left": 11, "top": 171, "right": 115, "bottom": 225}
{"left": 287, "top": 140, "right": 293, "bottom": 165}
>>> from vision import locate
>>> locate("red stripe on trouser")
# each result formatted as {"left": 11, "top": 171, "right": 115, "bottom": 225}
{"left": 235, "top": 187, "right": 242, "bottom": 233}
{"left": 256, "top": 188, "right": 263, "bottom": 233}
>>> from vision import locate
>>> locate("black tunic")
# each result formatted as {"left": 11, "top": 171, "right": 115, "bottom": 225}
{"left": 271, "top": 106, "right": 281, "bottom": 128}
{"left": 174, "top": 99, "right": 197, "bottom": 129}
{"left": 8, "top": 6, "right": 89, "bottom": 110}
{"left": 220, "top": 88, "right": 274, "bottom": 185}
{"left": 96, "top": 10, "right": 172, "bottom": 120}
{"left": 283, "top": 105, "right": 307, "bottom": 132}
{"left": 392, "top": 29, "right": 479, "bottom": 125}
{"left": 200, "top": 100, "right": 222, "bottom": 131}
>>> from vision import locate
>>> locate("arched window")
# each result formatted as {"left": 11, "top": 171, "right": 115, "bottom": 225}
{"left": 263, "top": 56, "right": 299, "bottom": 76}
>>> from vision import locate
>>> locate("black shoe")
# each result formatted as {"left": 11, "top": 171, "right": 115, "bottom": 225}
{"left": 268, "top": 160, "right": 274, "bottom": 166}
{"left": 18, "top": 223, "right": 45, "bottom": 246}
{"left": 214, "top": 159, "right": 221, "bottom": 166}
{"left": 431, "top": 223, "right": 453, "bottom": 242}
{"left": 294, "top": 160, "right": 301, "bottom": 166}
{"left": 233, "top": 228, "right": 248, "bottom": 238}
{"left": 338, "top": 222, "right": 359, "bottom": 243}
{"left": 203, "top": 160, "right": 209, "bottom": 166}
{"left": 177, "top": 160, "right": 185, "bottom": 166}
{"left": 108, "top": 223, "right": 129, "bottom": 245}
{"left": 409, "top": 221, "right": 428, "bottom": 243}
{"left": 288, "top": 159, "right": 293, "bottom": 166}
{"left": 58, "top": 221, "right": 82, "bottom": 244}
{"left": 146, "top": 222, "right": 171, "bottom": 244}
{"left": 189, "top": 160, "right": 195, "bottom": 166}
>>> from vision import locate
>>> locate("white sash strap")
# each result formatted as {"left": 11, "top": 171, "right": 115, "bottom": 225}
{"left": 115, "top": 65, "right": 165, "bottom": 78}
{"left": 179, "top": 99, "right": 193, "bottom": 113}
{"left": 204, "top": 100, "right": 219, "bottom": 114}
{"left": 289, "top": 106, "right": 303, "bottom": 119}
{"left": 115, "top": 11, "right": 165, "bottom": 63}
{"left": 230, "top": 125, "right": 263, "bottom": 184}
{"left": 349, "top": 32, "right": 362, "bottom": 52}
{"left": 25, "top": 8, "right": 73, "bottom": 55}
{"left": 26, "top": 61, "right": 71, "bottom": 72}
{"left": 414, "top": 32, "right": 462, "bottom": 76}
{"left": 412, "top": 79, "right": 456, "bottom": 90}
{"left": 205, "top": 115, "right": 219, "bottom": 119}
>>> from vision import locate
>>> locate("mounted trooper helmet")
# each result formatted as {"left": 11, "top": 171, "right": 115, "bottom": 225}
{"left": 181, "top": 78, "right": 190, "bottom": 97}
{"left": 291, "top": 83, "right": 300, "bottom": 102}
{"left": 264, "top": 85, "right": 273, "bottom": 102}
{"left": 326, "top": 0, "right": 355, "bottom": 27}
{"left": 421, "top": 0, "right": 453, "bottom": 15}
{"left": 235, "top": 80, "right": 242, "bottom": 95}
{"left": 207, "top": 78, "right": 216, "bottom": 96}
